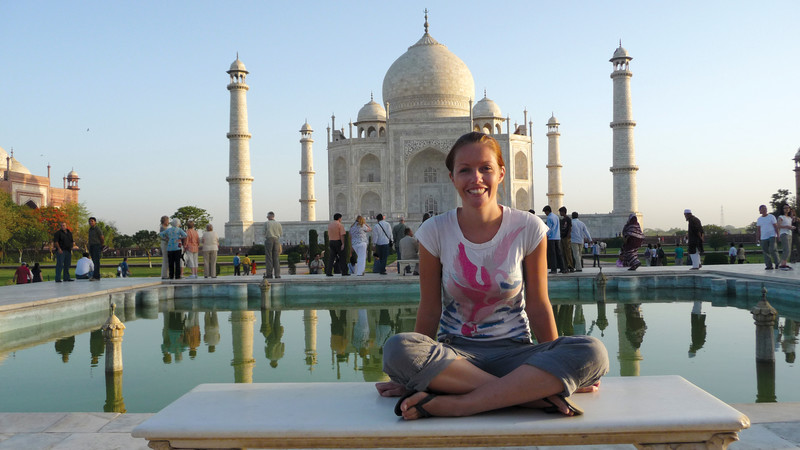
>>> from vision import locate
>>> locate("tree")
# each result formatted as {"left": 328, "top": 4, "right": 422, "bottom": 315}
{"left": 7, "top": 208, "right": 49, "bottom": 262}
{"left": 745, "top": 221, "right": 758, "bottom": 235}
{"left": 770, "top": 189, "right": 796, "bottom": 216}
{"left": 171, "top": 206, "right": 212, "bottom": 230}
{"left": 703, "top": 224, "right": 728, "bottom": 251}
{"left": 96, "top": 221, "right": 118, "bottom": 250}
{"left": 115, "top": 233, "right": 135, "bottom": 250}
{"left": 133, "top": 230, "right": 160, "bottom": 267}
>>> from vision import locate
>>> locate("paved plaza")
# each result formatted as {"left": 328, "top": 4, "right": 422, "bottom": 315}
{"left": 1, "top": 264, "right": 799, "bottom": 449}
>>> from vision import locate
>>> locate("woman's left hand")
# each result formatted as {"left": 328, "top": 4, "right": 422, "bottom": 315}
{"left": 575, "top": 381, "right": 601, "bottom": 393}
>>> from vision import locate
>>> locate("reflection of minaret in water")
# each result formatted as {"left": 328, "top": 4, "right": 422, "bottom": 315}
{"left": 554, "top": 305, "right": 574, "bottom": 336}
{"left": 688, "top": 301, "right": 707, "bottom": 358}
{"left": 573, "top": 305, "right": 586, "bottom": 336}
{"left": 55, "top": 336, "right": 75, "bottom": 363}
{"left": 615, "top": 304, "right": 646, "bottom": 376}
{"left": 594, "top": 301, "right": 609, "bottom": 337}
{"left": 781, "top": 318, "right": 798, "bottom": 364}
{"left": 90, "top": 329, "right": 105, "bottom": 367}
{"left": 304, "top": 310, "right": 318, "bottom": 371}
{"left": 230, "top": 311, "right": 256, "bottom": 383}
{"left": 204, "top": 311, "right": 220, "bottom": 353}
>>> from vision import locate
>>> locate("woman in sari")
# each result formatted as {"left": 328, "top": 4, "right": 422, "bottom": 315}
{"left": 621, "top": 214, "right": 643, "bottom": 271}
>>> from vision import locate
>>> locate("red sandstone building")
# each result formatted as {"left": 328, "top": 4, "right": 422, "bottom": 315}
{"left": 1, "top": 146, "right": 79, "bottom": 208}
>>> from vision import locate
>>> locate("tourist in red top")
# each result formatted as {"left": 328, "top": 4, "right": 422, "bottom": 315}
{"left": 13, "top": 262, "right": 32, "bottom": 284}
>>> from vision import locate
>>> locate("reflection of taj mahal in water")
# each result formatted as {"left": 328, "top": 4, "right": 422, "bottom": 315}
{"left": 224, "top": 14, "right": 642, "bottom": 246}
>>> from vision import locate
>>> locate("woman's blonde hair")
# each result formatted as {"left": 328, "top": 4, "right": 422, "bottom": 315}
{"left": 356, "top": 215, "right": 366, "bottom": 226}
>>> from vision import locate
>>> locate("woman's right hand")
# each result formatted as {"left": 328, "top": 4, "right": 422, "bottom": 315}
{"left": 375, "top": 381, "right": 410, "bottom": 397}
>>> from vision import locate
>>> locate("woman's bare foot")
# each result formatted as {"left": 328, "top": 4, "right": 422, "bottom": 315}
{"left": 541, "top": 394, "right": 583, "bottom": 416}
{"left": 376, "top": 381, "right": 409, "bottom": 397}
{"left": 397, "top": 391, "right": 440, "bottom": 420}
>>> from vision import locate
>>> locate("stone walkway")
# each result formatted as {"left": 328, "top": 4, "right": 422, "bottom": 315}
{"left": 1, "top": 264, "right": 799, "bottom": 449}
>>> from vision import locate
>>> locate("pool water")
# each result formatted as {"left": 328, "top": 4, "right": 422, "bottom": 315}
{"left": 0, "top": 292, "right": 797, "bottom": 412}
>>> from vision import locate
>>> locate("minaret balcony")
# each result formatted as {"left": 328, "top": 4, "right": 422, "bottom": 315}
{"left": 609, "top": 121, "right": 636, "bottom": 128}
{"left": 226, "top": 132, "right": 252, "bottom": 139}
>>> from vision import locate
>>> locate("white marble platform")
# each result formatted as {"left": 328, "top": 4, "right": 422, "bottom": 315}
{"left": 132, "top": 376, "right": 749, "bottom": 449}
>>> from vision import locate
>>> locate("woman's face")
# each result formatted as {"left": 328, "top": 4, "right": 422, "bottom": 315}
{"left": 449, "top": 143, "right": 505, "bottom": 209}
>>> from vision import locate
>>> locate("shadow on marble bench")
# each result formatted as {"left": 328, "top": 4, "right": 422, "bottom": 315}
{"left": 132, "top": 375, "right": 749, "bottom": 450}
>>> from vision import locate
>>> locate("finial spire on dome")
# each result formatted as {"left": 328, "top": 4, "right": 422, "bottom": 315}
{"left": 483, "top": 88, "right": 487, "bottom": 98}
{"left": 424, "top": 8, "right": 429, "bottom": 33}
{"left": 619, "top": 39, "right": 622, "bottom": 47}
{"left": 370, "top": 91, "right": 374, "bottom": 101}
{"left": 236, "top": 51, "right": 239, "bottom": 60}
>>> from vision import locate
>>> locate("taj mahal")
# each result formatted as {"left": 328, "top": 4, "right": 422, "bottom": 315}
{"left": 224, "top": 15, "right": 640, "bottom": 246}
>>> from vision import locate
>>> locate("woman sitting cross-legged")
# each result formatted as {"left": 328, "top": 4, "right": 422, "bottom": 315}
{"left": 376, "top": 132, "right": 609, "bottom": 420}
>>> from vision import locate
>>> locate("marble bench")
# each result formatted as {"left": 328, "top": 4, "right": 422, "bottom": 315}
{"left": 132, "top": 375, "right": 749, "bottom": 450}
{"left": 395, "top": 259, "right": 418, "bottom": 275}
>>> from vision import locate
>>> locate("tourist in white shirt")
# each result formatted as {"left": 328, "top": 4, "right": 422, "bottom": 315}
{"left": 756, "top": 204, "right": 780, "bottom": 270}
{"left": 569, "top": 212, "right": 592, "bottom": 272}
{"left": 777, "top": 205, "right": 796, "bottom": 270}
{"left": 75, "top": 252, "right": 94, "bottom": 279}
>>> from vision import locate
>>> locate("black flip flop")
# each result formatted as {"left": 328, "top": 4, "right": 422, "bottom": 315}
{"left": 542, "top": 395, "right": 584, "bottom": 416}
{"left": 394, "top": 392, "right": 436, "bottom": 418}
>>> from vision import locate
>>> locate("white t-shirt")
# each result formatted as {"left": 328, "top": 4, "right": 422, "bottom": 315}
{"left": 415, "top": 206, "right": 547, "bottom": 342}
{"left": 75, "top": 257, "right": 94, "bottom": 277}
{"left": 778, "top": 215, "right": 793, "bottom": 236}
{"left": 757, "top": 214, "right": 778, "bottom": 240}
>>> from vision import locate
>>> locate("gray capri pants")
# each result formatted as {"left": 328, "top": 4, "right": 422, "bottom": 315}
{"left": 383, "top": 333, "right": 609, "bottom": 397}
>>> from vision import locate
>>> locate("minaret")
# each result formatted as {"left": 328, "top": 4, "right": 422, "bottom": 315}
{"left": 546, "top": 114, "right": 564, "bottom": 208}
{"left": 225, "top": 55, "right": 255, "bottom": 246}
{"left": 299, "top": 122, "right": 316, "bottom": 221}
{"left": 609, "top": 43, "right": 639, "bottom": 214}
{"left": 794, "top": 147, "right": 800, "bottom": 209}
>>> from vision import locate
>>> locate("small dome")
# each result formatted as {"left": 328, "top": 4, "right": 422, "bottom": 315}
{"left": 610, "top": 45, "right": 631, "bottom": 61}
{"left": 472, "top": 95, "right": 502, "bottom": 118}
{"left": 67, "top": 169, "right": 79, "bottom": 179}
{"left": 547, "top": 114, "right": 559, "bottom": 125}
{"left": 228, "top": 58, "right": 247, "bottom": 73}
{"left": 300, "top": 121, "right": 313, "bottom": 132}
{"left": 356, "top": 98, "right": 387, "bottom": 123}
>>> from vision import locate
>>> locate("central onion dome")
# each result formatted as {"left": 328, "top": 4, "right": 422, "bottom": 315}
{"left": 382, "top": 23, "right": 475, "bottom": 120}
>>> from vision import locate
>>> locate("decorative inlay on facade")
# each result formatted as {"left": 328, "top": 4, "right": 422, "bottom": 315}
{"left": 403, "top": 139, "right": 451, "bottom": 161}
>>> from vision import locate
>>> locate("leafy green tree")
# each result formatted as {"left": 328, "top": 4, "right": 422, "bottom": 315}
{"left": 96, "top": 221, "right": 118, "bottom": 250}
{"left": 133, "top": 230, "right": 160, "bottom": 267}
{"left": 7, "top": 209, "right": 49, "bottom": 262}
{"left": 115, "top": 233, "right": 135, "bottom": 250}
{"left": 745, "top": 221, "right": 758, "bottom": 234}
{"left": 770, "top": 189, "right": 796, "bottom": 216}
{"left": 171, "top": 206, "right": 212, "bottom": 230}
{"left": 703, "top": 224, "right": 728, "bottom": 251}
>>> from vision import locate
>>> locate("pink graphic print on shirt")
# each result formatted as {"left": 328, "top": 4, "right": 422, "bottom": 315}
{"left": 445, "top": 226, "right": 525, "bottom": 337}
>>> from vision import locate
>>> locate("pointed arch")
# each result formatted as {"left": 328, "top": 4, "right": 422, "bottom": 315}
{"left": 333, "top": 157, "right": 347, "bottom": 185}
{"left": 514, "top": 152, "right": 528, "bottom": 179}
{"left": 359, "top": 153, "right": 381, "bottom": 182}
{"left": 334, "top": 193, "right": 348, "bottom": 215}
{"left": 515, "top": 188, "right": 530, "bottom": 211}
{"left": 360, "top": 191, "right": 381, "bottom": 219}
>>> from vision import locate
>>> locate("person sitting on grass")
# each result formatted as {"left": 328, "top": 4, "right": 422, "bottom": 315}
{"left": 376, "top": 132, "right": 609, "bottom": 420}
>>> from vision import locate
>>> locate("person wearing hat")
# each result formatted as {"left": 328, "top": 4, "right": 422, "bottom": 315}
{"left": 684, "top": 209, "right": 704, "bottom": 270}
{"left": 263, "top": 211, "right": 283, "bottom": 278}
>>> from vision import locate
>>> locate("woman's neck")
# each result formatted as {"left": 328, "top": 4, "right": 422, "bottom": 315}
{"left": 457, "top": 204, "right": 503, "bottom": 244}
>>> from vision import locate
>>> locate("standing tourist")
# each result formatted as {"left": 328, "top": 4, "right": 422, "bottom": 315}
{"left": 201, "top": 224, "right": 219, "bottom": 278}
{"left": 644, "top": 244, "right": 653, "bottom": 266}
{"left": 159, "top": 218, "right": 187, "bottom": 279}
{"left": 349, "top": 215, "right": 372, "bottom": 276}
{"left": 398, "top": 228, "right": 419, "bottom": 275}
{"left": 159, "top": 216, "right": 170, "bottom": 279}
{"left": 728, "top": 243, "right": 738, "bottom": 265}
{"left": 542, "top": 205, "right": 566, "bottom": 274}
{"left": 88, "top": 217, "right": 104, "bottom": 281}
{"left": 264, "top": 211, "right": 283, "bottom": 278}
{"left": 777, "top": 205, "right": 795, "bottom": 270}
{"left": 737, "top": 244, "right": 746, "bottom": 264}
{"left": 592, "top": 241, "right": 601, "bottom": 267}
{"left": 377, "top": 132, "right": 608, "bottom": 420}
{"left": 620, "top": 214, "right": 643, "bottom": 271}
{"left": 372, "top": 214, "right": 392, "bottom": 275}
{"left": 684, "top": 209, "right": 704, "bottom": 270}
{"left": 674, "top": 244, "right": 684, "bottom": 266}
{"left": 308, "top": 254, "right": 325, "bottom": 274}
{"left": 326, "top": 213, "right": 349, "bottom": 276}
{"left": 570, "top": 212, "right": 592, "bottom": 272}
{"left": 756, "top": 204, "right": 780, "bottom": 270}
{"left": 12, "top": 262, "right": 32, "bottom": 284}
{"left": 184, "top": 220, "right": 200, "bottom": 279}
{"left": 242, "top": 254, "right": 251, "bottom": 275}
{"left": 233, "top": 252, "right": 241, "bottom": 276}
{"left": 558, "top": 207, "right": 574, "bottom": 271}
{"left": 392, "top": 217, "right": 407, "bottom": 258}
{"left": 53, "top": 221, "right": 74, "bottom": 282}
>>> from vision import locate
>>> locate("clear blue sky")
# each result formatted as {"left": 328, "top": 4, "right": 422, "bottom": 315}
{"left": 2, "top": 1, "right": 798, "bottom": 237}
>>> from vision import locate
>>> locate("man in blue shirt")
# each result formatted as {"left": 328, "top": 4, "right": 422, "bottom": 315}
{"left": 543, "top": 205, "right": 567, "bottom": 274}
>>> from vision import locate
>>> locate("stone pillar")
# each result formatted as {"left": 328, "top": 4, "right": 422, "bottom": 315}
{"left": 299, "top": 122, "right": 317, "bottom": 221}
{"left": 304, "top": 310, "right": 318, "bottom": 371}
{"left": 230, "top": 310, "right": 256, "bottom": 383}
{"left": 546, "top": 115, "right": 564, "bottom": 208}
{"left": 225, "top": 56, "right": 255, "bottom": 246}
{"left": 102, "top": 304, "right": 125, "bottom": 373}
{"left": 609, "top": 44, "right": 639, "bottom": 214}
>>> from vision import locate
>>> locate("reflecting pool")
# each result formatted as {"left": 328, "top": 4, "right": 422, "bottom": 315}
{"left": 0, "top": 286, "right": 797, "bottom": 412}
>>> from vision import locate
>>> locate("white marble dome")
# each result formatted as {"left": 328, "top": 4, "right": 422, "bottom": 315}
{"left": 548, "top": 114, "right": 559, "bottom": 125}
{"left": 0, "top": 147, "right": 31, "bottom": 174}
{"left": 229, "top": 58, "right": 247, "bottom": 72}
{"left": 611, "top": 46, "right": 631, "bottom": 60}
{"left": 382, "top": 32, "right": 475, "bottom": 120}
{"left": 473, "top": 95, "right": 502, "bottom": 118}
{"left": 300, "top": 121, "right": 313, "bottom": 132}
{"left": 357, "top": 99, "right": 387, "bottom": 122}
{"left": 67, "top": 169, "right": 79, "bottom": 179}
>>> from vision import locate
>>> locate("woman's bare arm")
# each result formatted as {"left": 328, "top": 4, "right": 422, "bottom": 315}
{"left": 415, "top": 244, "right": 442, "bottom": 338}
{"left": 523, "top": 242, "right": 558, "bottom": 343}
